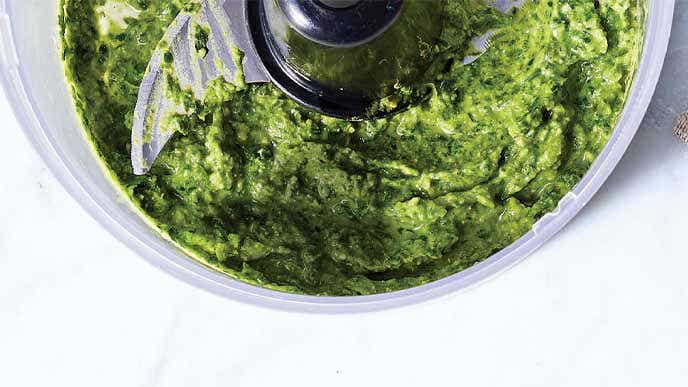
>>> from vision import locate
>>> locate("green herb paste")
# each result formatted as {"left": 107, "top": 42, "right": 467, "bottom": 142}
{"left": 60, "top": 0, "right": 644, "bottom": 295}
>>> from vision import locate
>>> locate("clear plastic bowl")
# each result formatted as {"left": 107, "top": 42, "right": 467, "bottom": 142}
{"left": 0, "top": 0, "right": 675, "bottom": 313}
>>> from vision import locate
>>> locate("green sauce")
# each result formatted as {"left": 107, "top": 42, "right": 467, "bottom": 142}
{"left": 60, "top": 0, "right": 644, "bottom": 295}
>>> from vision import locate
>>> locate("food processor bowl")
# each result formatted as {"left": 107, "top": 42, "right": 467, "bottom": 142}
{"left": 0, "top": 0, "right": 674, "bottom": 313}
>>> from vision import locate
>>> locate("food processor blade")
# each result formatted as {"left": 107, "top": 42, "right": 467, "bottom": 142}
{"left": 131, "top": 0, "right": 268, "bottom": 175}
{"left": 131, "top": 0, "right": 530, "bottom": 175}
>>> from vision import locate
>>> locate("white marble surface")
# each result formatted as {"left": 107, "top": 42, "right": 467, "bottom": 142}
{"left": 3, "top": 4, "right": 688, "bottom": 386}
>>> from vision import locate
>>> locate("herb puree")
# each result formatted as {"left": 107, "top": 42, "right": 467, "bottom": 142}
{"left": 60, "top": 0, "right": 644, "bottom": 295}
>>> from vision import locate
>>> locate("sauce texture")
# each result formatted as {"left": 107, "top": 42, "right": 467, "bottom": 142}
{"left": 60, "top": 0, "right": 644, "bottom": 295}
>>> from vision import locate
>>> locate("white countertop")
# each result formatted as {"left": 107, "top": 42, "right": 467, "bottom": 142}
{"left": 2, "top": 4, "right": 688, "bottom": 386}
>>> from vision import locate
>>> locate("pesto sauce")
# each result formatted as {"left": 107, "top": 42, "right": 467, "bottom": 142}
{"left": 60, "top": 0, "right": 644, "bottom": 295}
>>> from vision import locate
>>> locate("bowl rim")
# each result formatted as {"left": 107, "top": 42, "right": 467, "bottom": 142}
{"left": 0, "top": 0, "right": 675, "bottom": 313}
